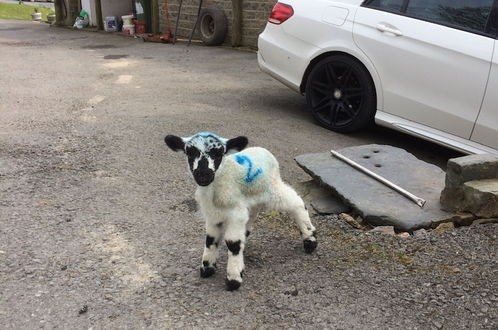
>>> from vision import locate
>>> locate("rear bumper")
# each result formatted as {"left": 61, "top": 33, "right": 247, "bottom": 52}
{"left": 258, "top": 24, "right": 319, "bottom": 93}
{"left": 257, "top": 51, "right": 301, "bottom": 93}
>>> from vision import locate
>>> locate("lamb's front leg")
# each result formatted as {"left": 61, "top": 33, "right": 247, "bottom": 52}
{"left": 224, "top": 213, "right": 248, "bottom": 291}
{"left": 200, "top": 221, "right": 223, "bottom": 278}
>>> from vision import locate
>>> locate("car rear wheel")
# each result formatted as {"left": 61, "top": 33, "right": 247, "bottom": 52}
{"left": 306, "top": 55, "right": 376, "bottom": 133}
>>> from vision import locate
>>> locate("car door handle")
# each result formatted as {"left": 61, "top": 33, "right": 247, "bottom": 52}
{"left": 376, "top": 23, "right": 403, "bottom": 36}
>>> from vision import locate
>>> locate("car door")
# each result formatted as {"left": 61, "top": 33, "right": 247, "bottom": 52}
{"left": 472, "top": 39, "right": 498, "bottom": 150}
{"left": 353, "top": 0, "right": 495, "bottom": 139}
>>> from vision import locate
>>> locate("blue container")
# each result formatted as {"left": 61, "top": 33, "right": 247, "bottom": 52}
{"left": 104, "top": 16, "right": 118, "bottom": 32}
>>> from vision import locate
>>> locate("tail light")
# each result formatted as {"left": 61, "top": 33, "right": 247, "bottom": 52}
{"left": 268, "top": 3, "right": 294, "bottom": 25}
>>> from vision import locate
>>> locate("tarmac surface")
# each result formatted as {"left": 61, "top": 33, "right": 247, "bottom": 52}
{"left": 1, "top": 20, "right": 497, "bottom": 329}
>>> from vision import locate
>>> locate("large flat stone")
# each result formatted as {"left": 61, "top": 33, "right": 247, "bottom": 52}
{"left": 295, "top": 145, "right": 454, "bottom": 231}
{"left": 293, "top": 181, "right": 349, "bottom": 215}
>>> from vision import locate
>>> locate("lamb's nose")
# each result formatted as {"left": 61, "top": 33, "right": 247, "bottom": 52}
{"left": 194, "top": 169, "right": 214, "bottom": 186}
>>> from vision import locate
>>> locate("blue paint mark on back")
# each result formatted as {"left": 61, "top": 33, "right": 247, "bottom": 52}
{"left": 235, "top": 154, "right": 263, "bottom": 183}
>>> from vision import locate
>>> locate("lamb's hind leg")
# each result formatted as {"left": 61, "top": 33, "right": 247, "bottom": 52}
{"left": 276, "top": 183, "right": 317, "bottom": 253}
{"left": 245, "top": 207, "right": 260, "bottom": 239}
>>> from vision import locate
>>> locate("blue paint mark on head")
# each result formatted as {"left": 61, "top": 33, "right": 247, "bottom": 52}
{"left": 235, "top": 154, "right": 263, "bottom": 183}
{"left": 197, "top": 132, "right": 222, "bottom": 140}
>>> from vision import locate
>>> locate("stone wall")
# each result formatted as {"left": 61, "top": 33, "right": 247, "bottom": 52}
{"left": 158, "top": 0, "right": 276, "bottom": 48}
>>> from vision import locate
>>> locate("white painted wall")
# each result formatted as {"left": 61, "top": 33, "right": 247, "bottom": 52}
{"left": 81, "top": 0, "right": 97, "bottom": 26}
{"left": 101, "top": 0, "right": 134, "bottom": 19}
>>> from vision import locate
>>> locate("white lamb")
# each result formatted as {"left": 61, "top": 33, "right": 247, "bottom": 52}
{"left": 164, "top": 132, "right": 317, "bottom": 291}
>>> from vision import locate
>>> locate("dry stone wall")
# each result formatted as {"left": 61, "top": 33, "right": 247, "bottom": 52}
{"left": 158, "top": 0, "right": 276, "bottom": 48}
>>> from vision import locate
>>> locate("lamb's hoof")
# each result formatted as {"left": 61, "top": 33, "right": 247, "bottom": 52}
{"left": 303, "top": 239, "right": 318, "bottom": 254}
{"left": 200, "top": 266, "right": 216, "bottom": 278}
{"left": 225, "top": 279, "right": 242, "bottom": 291}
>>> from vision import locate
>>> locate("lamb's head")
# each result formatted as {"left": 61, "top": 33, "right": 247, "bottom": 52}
{"left": 164, "top": 132, "right": 248, "bottom": 186}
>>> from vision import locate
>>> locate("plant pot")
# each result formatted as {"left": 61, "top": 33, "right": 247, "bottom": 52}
{"left": 32, "top": 12, "right": 42, "bottom": 21}
{"left": 47, "top": 14, "right": 56, "bottom": 24}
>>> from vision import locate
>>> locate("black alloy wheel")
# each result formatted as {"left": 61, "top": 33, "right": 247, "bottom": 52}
{"left": 306, "top": 55, "right": 376, "bottom": 133}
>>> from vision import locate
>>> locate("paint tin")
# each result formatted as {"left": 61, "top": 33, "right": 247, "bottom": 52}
{"left": 123, "top": 24, "right": 135, "bottom": 35}
{"left": 104, "top": 16, "right": 118, "bottom": 32}
{"left": 122, "top": 15, "right": 134, "bottom": 25}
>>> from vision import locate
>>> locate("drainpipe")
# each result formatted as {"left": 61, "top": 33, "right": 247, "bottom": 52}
{"left": 231, "top": 0, "right": 242, "bottom": 47}
{"left": 95, "top": 0, "right": 103, "bottom": 30}
{"left": 151, "top": 0, "right": 159, "bottom": 34}
{"left": 54, "top": 0, "right": 65, "bottom": 25}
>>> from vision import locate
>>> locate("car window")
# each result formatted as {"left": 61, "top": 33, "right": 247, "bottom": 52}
{"left": 366, "top": 0, "right": 405, "bottom": 12}
{"left": 406, "top": 0, "right": 494, "bottom": 32}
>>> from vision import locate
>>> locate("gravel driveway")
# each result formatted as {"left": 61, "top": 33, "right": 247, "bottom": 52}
{"left": 0, "top": 20, "right": 496, "bottom": 329}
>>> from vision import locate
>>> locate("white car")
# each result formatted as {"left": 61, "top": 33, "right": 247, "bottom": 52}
{"left": 258, "top": 0, "right": 498, "bottom": 156}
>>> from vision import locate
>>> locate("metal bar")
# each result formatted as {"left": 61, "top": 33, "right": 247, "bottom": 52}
{"left": 174, "top": 0, "right": 183, "bottom": 40}
{"left": 188, "top": 0, "right": 203, "bottom": 46}
{"left": 330, "top": 150, "right": 426, "bottom": 208}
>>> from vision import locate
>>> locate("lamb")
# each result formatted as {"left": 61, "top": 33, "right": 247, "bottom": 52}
{"left": 164, "top": 132, "right": 317, "bottom": 291}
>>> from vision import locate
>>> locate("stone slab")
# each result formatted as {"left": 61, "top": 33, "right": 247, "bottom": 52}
{"left": 295, "top": 144, "right": 454, "bottom": 231}
{"left": 293, "top": 181, "right": 349, "bottom": 215}
{"left": 310, "top": 196, "right": 349, "bottom": 215}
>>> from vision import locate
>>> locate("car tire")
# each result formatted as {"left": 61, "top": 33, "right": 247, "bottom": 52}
{"left": 305, "top": 55, "right": 376, "bottom": 133}
{"left": 199, "top": 7, "right": 228, "bottom": 46}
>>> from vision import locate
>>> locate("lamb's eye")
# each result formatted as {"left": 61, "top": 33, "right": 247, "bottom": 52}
{"left": 186, "top": 147, "right": 200, "bottom": 159}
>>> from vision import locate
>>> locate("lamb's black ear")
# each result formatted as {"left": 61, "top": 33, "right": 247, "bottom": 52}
{"left": 164, "top": 135, "right": 185, "bottom": 152}
{"left": 226, "top": 136, "right": 248, "bottom": 152}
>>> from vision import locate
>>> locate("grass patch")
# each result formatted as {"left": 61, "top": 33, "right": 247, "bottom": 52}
{"left": 0, "top": 3, "right": 55, "bottom": 21}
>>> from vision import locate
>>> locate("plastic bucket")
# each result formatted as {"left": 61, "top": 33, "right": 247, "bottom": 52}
{"left": 135, "top": 21, "right": 145, "bottom": 34}
{"left": 123, "top": 24, "right": 135, "bottom": 35}
{"left": 31, "top": 12, "right": 42, "bottom": 21}
{"left": 122, "top": 15, "right": 134, "bottom": 25}
{"left": 104, "top": 16, "right": 118, "bottom": 32}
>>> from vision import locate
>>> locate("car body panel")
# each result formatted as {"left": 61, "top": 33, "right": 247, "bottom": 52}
{"left": 258, "top": 0, "right": 384, "bottom": 109}
{"left": 472, "top": 41, "right": 498, "bottom": 150}
{"left": 376, "top": 111, "right": 498, "bottom": 156}
{"left": 353, "top": 6, "right": 494, "bottom": 139}
{"left": 257, "top": 0, "right": 498, "bottom": 156}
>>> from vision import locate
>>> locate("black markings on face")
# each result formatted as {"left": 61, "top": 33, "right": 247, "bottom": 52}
{"left": 208, "top": 147, "right": 224, "bottom": 170}
{"left": 216, "top": 222, "right": 223, "bottom": 228}
{"left": 186, "top": 146, "right": 201, "bottom": 171}
{"left": 198, "top": 156, "right": 208, "bottom": 170}
{"left": 226, "top": 240, "right": 241, "bottom": 255}
{"left": 206, "top": 235, "right": 216, "bottom": 248}
{"left": 184, "top": 135, "right": 226, "bottom": 172}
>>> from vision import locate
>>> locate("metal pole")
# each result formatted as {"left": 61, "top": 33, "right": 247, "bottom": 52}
{"left": 330, "top": 150, "right": 426, "bottom": 208}
{"left": 174, "top": 0, "right": 183, "bottom": 40}
{"left": 188, "top": 0, "right": 203, "bottom": 46}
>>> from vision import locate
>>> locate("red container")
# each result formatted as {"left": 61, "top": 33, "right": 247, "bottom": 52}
{"left": 136, "top": 21, "right": 146, "bottom": 34}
